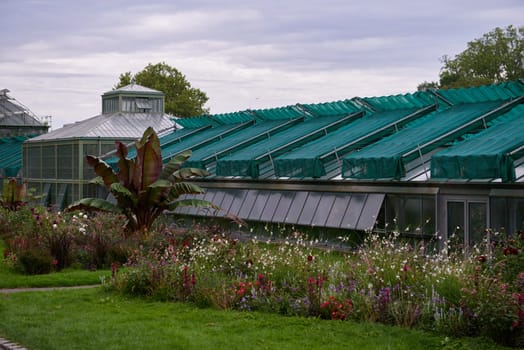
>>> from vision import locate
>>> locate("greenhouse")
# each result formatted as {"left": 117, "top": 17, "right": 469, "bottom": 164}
{"left": 22, "top": 84, "right": 176, "bottom": 208}
{"left": 18, "top": 80, "right": 524, "bottom": 246}
{"left": 162, "top": 80, "right": 524, "bottom": 246}
{"left": 0, "top": 89, "right": 48, "bottom": 178}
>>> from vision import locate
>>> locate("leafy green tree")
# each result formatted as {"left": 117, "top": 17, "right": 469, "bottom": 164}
{"left": 67, "top": 127, "right": 215, "bottom": 233}
{"left": 116, "top": 62, "right": 209, "bottom": 117}
{"left": 438, "top": 25, "right": 523, "bottom": 89}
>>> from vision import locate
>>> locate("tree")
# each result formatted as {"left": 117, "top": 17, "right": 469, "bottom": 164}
{"left": 67, "top": 127, "right": 215, "bottom": 233}
{"left": 115, "top": 62, "right": 209, "bottom": 117}
{"left": 438, "top": 25, "right": 523, "bottom": 89}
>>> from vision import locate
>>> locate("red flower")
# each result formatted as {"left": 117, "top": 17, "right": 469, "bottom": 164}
{"left": 477, "top": 255, "right": 487, "bottom": 263}
{"left": 307, "top": 255, "right": 313, "bottom": 262}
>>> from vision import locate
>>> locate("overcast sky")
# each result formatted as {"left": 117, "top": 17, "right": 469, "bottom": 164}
{"left": 1, "top": 0, "right": 522, "bottom": 129}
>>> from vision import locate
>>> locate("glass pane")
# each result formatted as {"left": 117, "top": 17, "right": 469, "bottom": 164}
{"left": 490, "top": 197, "right": 507, "bottom": 233}
{"left": 422, "top": 196, "right": 435, "bottom": 235}
{"left": 298, "top": 192, "right": 323, "bottom": 226}
{"left": 260, "top": 192, "right": 282, "bottom": 222}
{"left": 272, "top": 191, "right": 295, "bottom": 223}
{"left": 238, "top": 190, "right": 258, "bottom": 218}
{"left": 285, "top": 191, "right": 309, "bottom": 224}
{"left": 218, "top": 190, "right": 237, "bottom": 215}
{"left": 469, "top": 202, "right": 487, "bottom": 244}
{"left": 356, "top": 194, "right": 385, "bottom": 231}
{"left": 385, "top": 195, "right": 401, "bottom": 230}
{"left": 516, "top": 200, "right": 524, "bottom": 232}
{"left": 248, "top": 191, "right": 271, "bottom": 221}
{"left": 311, "top": 194, "right": 336, "bottom": 227}
{"left": 340, "top": 193, "right": 366, "bottom": 229}
{"left": 403, "top": 198, "right": 421, "bottom": 234}
{"left": 325, "top": 194, "right": 352, "bottom": 228}
{"left": 447, "top": 201, "right": 465, "bottom": 245}
{"left": 228, "top": 190, "right": 248, "bottom": 216}
{"left": 211, "top": 191, "right": 226, "bottom": 217}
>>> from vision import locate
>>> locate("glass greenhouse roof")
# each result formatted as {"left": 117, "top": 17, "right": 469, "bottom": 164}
{"left": 216, "top": 112, "right": 365, "bottom": 178}
{"left": 28, "top": 112, "right": 175, "bottom": 141}
{"left": 431, "top": 104, "right": 524, "bottom": 182}
{"left": 273, "top": 106, "right": 435, "bottom": 178}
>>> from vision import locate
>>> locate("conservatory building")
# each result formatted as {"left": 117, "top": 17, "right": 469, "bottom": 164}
{"left": 22, "top": 84, "right": 176, "bottom": 209}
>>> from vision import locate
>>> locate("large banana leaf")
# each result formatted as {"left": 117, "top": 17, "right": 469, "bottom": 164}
{"left": 138, "top": 179, "right": 172, "bottom": 207}
{"left": 133, "top": 127, "right": 163, "bottom": 191}
{"left": 160, "top": 150, "right": 192, "bottom": 180}
{"left": 110, "top": 182, "right": 137, "bottom": 209}
{"left": 115, "top": 141, "right": 134, "bottom": 188}
{"left": 168, "top": 182, "right": 205, "bottom": 201}
{"left": 68, "top": 197, "right": 120, "bottom": 213}
{"left": 172, "top": 167, "right": 209, "bottom": 181}
{"left": 86, "top": 156, "right": 119, "bottom": 188}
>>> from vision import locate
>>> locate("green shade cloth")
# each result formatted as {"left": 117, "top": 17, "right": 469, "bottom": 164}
{"left": 436, "top": 81, "right": 524, "bottom": 104}
{"left": 342, "top": 101, "right": 506, "bottom": 179}
{"left": 300, "top": 100, "right": 360, "bottom": 117}
{"left": 0, "top": 136, "right": 31, "bottom": 177}
{"left": 251, "top": 105, "right": 304, "bottom": 120}
{"left": 161, "top": 122, "right": 253, "bottom": 160}
{"left": 216, "top": 113, "right": 364, "bottom": 178}
{"left": 361, "top": 91, "right": 435, "bottom": 111}
{"left": 184, "top": 119, "right": 301, "bottom": 170}
{"left": 274, "top": 107, "right": 434, "bottom": 178}
{"left": 175, "top": 115, "right": 218, "bottom": 128}
{"left": 431, "top": 104, "right": 524, "bottom": 182}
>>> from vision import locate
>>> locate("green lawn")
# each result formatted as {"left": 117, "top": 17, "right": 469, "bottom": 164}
{"left": 0, "top": 239, "right": 109, "bottom": 288}
{"left": 0, "top": 288, "right": 510, "bottom": 350}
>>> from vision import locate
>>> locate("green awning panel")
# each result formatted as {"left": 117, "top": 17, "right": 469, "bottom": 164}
{"left": 175, "top": 115, "right": 218, "bottom": 128}
{"left": 159, "top": 125, "right": 212, "bottom": 146}
{"left": 435, "top": 81, "right": 524, "bottom": 104}
{"left": 251, "top": 105, "right": 304, "bottom": 120}
{"left": 274, "top": 106, "right": 435, "bottom": 178}
{"left": 216, "top": 112, "right": 364, "bottom": 178}
{"left": 0, "top": 136, "right": 30, "bottom": 178}
{"left": 300, "top": 100, "right": 360, "bottom": 117}
{"left": 161, "top": 122, "right": 254, "bottom": 160}
{"left": 212, "top": 111, "right": 255, "bottom": 124}
{"left": 342, "top": 100, "right": 511, "bottom": 179}
{"left": 431, "top": 104, "right": 524, "bottom": 182}
{"left": 360, "top": 91, "right": 435, "bottom": 111}
{"left": 183, "top": 119, "right": 303, "bottom": 170}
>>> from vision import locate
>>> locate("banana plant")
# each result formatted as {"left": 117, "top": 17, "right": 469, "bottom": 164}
{"left": 0, "top": 178, "right": 28, "bottom": 211}
{"left": 67, "top": 127, "right": 216, "bottom": 232}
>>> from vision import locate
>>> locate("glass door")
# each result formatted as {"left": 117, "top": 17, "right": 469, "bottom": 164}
{"left": 446, "top": 199, "right": 487, "bottom": 246}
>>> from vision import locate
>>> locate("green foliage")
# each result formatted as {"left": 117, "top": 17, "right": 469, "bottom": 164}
{"left": 439, "top": 25, "right": 524, "bottom": 89}
{"left": 115, "top": 62, "right": 209, "bottom": 117}
{"left": 67, "top": 127, "right": 214, "bottom": 233}
{"left": 0, "top": 178, "right": 28, "bottom": 211}
{"left": 0, "top": 206, "right": 130, "bottom": 274}
{"left": 17, "top": 249, "right": 53, "bottom": 275}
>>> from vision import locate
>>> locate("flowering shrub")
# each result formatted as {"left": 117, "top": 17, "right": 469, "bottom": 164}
{"left": 107, "top": 227, "right": 524, "bottom": 348}
{"left": 2, "top": 207, "right": 522, "bottom": 347}
{"left": 0, "top": 206, "right": 130, "bottom": 272}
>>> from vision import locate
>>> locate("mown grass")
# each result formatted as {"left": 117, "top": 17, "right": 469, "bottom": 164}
{"left": 0, "top": 239, "right": 109, "bottom": 288}
{"left": 0, "top": 287, "right": 511, "bottom": 350}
